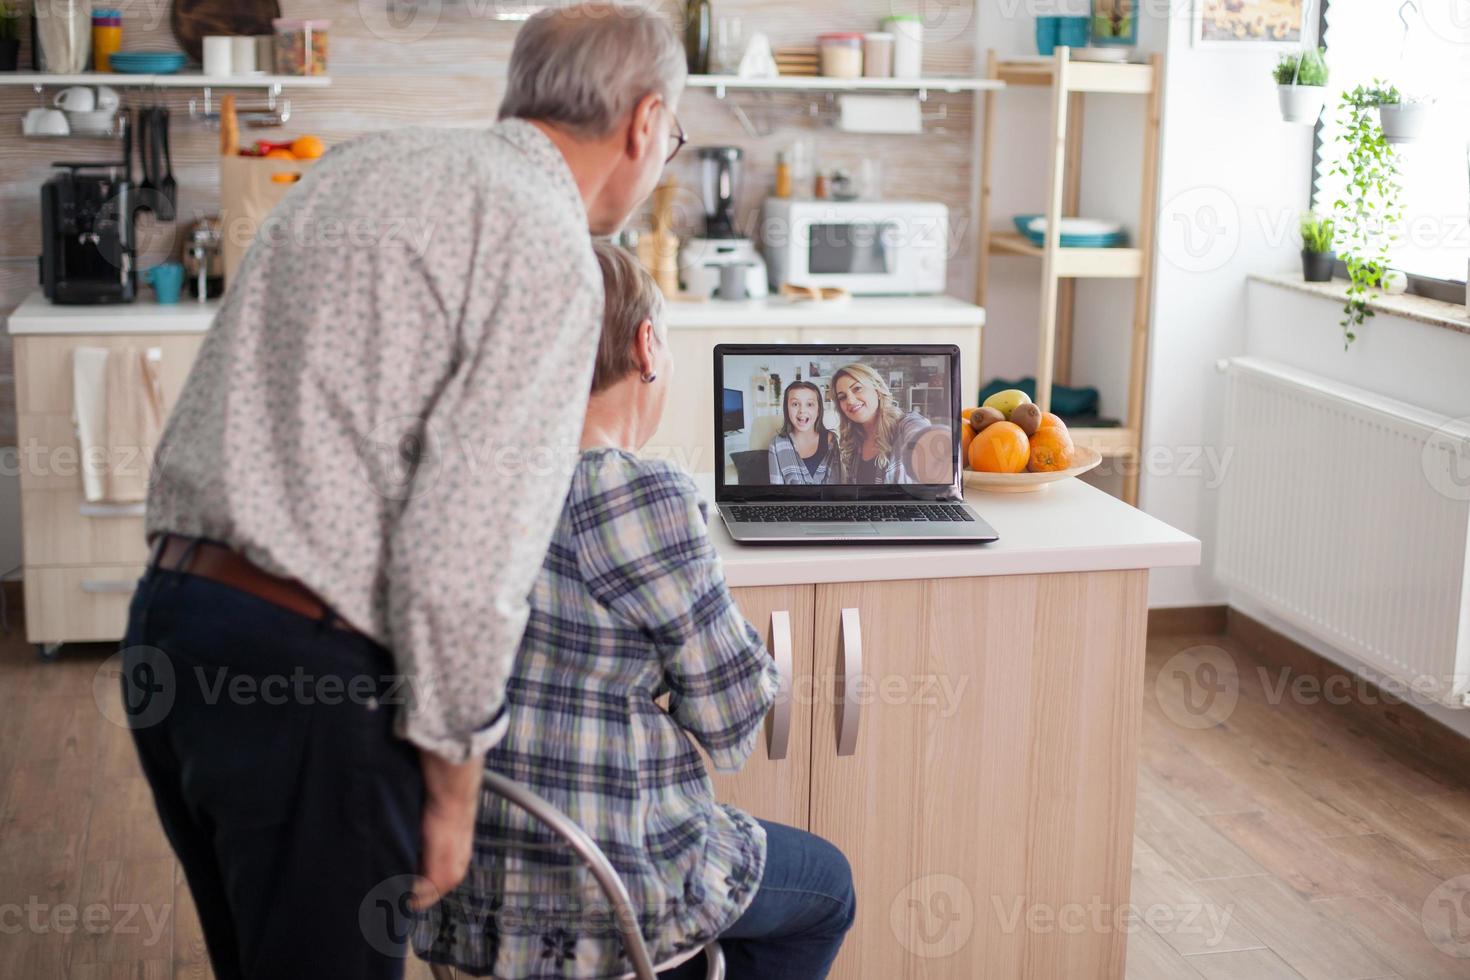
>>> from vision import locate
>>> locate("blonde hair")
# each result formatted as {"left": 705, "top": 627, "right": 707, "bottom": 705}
{"left": 590, "top": 240, "right": 665, "bottom": 393}
{"left": 832, "top": 362, "right": 905, "bottom": 477}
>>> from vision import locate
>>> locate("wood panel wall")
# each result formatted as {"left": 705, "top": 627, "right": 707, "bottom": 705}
{"left": 0, "top": 0, "right": 980, "bottom": 446}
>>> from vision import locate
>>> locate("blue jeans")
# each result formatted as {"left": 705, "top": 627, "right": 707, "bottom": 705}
{"left": 663, "top": 820, "right": 856, "bottom": 980}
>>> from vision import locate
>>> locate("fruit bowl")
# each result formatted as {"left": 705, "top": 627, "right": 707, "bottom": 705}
{"left": 962, "top": 445, "right": 1102, "bottom": 493}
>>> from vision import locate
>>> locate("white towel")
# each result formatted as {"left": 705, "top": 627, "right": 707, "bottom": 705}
{"left": 73, "top": 346, "right": 165, "bottom": 503}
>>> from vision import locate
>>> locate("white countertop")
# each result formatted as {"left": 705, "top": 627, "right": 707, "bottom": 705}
{"left": 7, "top": 291, "right": 221, "bottom": 335}
{"left": 664, "top": 295, "right": 985, "bottom": 330}
{"left": 696, "top": 474, "right": 1200, "bottom": 588}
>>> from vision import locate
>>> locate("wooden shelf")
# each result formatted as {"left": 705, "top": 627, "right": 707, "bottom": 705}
{"left": 1070, "top": 427, "right": 1139, "bottom": 459}
{"left": 686, "top": 74, "right": 1004, "bottom": 96}
{"left": 993, "top": 55, "right": 1154, "bottom": 95}
{"left": 987, "top": 232, "right": 1143, "bottom": 278}
{"left": 0, "top": 72, "right": 331, "bottom": 89}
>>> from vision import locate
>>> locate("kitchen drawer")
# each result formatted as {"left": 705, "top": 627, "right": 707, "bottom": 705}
{"left": 21, "top": 488, "right": 149, "bottom": 566}
{"left": 23, "top": 564, "right": 147, "bottom": 645}
{"left": 14, "top": 333, "right": 204, "bottom": 415}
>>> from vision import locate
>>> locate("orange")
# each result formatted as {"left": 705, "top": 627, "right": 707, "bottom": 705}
{"left": 265, "top": 148, "right": 295, "bottom": 160}
{"left": 1038, "top": 412, "right": 1068, "bottom": 435}
{"left": 970, "top": 421, "right": 1029, "bottom": 473}
{"left": 1028, "top": 428, "right": 1074, "bottom": 472}
{"left": 290, "top": 135, "right": 325, "bottom": 160}
{"left": 960, "top": 421, "right": 976, "bottom": 467}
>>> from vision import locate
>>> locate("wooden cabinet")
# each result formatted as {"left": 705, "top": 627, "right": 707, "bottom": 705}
{"left": 14, "top": 331, "right": 205, "bottom": 650}
{"left": 722, "top": 570, "right": 1149, "bottom": 979}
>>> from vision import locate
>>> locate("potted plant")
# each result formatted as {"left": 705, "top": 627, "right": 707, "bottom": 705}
{"left": 1274, "top": 48, "right": 1328, "bottom": 124}
{"left": 0, "top": 1, "right": 22, "bottom": 72}
{"left": 1299, "top": 212, "right": 1335, "bottom": 282}
{"left": 1377, "top": 90, "right": 1436, "bottom": 144}
{"left": 1330, "top": 82, "right": 1404, "bottom": 347}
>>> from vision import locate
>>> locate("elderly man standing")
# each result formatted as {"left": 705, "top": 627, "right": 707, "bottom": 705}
{"left": 120, "top": 6, "right": 686, "bottom": 978}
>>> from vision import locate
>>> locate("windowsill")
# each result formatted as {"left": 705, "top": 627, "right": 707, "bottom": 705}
{"left": 1250, "top": 273, "right": 1470, "bottom": 336}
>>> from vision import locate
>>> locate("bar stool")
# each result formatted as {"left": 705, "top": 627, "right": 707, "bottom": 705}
{"left": 425, "top": 770, "right": 725, "bottom": 980}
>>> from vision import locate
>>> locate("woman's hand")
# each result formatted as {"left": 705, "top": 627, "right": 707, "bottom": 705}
{"left": 411, "top": 750, "right": 483, "bottom": 910}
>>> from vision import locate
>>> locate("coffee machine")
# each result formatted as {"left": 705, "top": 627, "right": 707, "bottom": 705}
{"left": 680, "top": 146, "right": 768, "bottom": 300}
{"left": 40, "top": 159, "right": 138, "bottom": 305}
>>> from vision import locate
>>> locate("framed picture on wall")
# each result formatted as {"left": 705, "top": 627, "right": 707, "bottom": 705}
{"left": 1193, "top": 0, "right": 1312, "bottom": 48}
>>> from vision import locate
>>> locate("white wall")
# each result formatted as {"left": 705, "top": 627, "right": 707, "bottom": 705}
{"left": 1138, "top": 10, "right": 1314, "bottom": 607}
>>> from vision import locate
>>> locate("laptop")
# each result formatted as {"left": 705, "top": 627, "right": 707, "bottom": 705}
{"left": 713, "top": 343, "right": 999, "bottom": 543}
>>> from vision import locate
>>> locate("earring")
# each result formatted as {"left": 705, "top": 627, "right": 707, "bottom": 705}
{"left": 640, "top": 372, "right": 657, "bottom": 384}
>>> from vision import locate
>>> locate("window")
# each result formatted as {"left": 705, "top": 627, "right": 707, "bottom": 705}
{"left": 1313, "top": 0, "right": 1470, "bottom": 290}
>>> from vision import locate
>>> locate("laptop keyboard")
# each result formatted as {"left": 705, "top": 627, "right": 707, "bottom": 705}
{"left": 726, "top": 504, "right": 975, "bottom": 523}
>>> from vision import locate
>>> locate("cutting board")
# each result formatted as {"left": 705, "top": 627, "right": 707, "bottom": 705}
{"left": 170, "top": 0, "right": 281, "bottom": 62}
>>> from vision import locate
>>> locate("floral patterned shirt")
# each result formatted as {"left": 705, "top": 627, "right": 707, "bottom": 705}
{"left": 146, "top": 119, "right": 603, "bottom": 762}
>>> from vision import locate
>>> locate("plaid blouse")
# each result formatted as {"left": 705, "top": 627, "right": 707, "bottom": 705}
{"left": 416, "top": 449, "right": 780, "bottom": 978}
{"left": 766, "top": 431, "right": 836, "bottom": 485}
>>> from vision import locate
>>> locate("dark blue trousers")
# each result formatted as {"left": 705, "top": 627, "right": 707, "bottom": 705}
{"left": 122, "top": 567, "right": 424, "bottom": 980}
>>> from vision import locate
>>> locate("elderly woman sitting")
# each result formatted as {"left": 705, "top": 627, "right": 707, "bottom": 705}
{"left": 417, "top": 242, "right": 855, "bottom": 980}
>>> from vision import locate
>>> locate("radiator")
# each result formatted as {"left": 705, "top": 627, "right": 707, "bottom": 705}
{"left": 1216, "top": 357, "right": 1470, "bottom": 709}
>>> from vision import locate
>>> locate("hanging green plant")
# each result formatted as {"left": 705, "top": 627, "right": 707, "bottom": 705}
{"left": 1329, "top": 82, "right": 1403, "bottom": 348}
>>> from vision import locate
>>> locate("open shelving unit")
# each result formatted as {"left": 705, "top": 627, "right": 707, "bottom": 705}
{"left": 0, "top": 72, "right": 331, "bottom": 89}
{"left": 976, "top": 47, "right": 1162, "bottom": 505}
{"left": 686, "top": 73, "right": 1004, "bottom": 98}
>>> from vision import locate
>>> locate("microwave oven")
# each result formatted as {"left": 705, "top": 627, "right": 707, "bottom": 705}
{"left": 759, "top": 199, "right": 948, "bottom": 296}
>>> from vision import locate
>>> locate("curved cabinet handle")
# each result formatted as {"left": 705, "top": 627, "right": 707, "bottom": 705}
{"left": 767, "top": 610, "right": 792, "bottom": 760}
{"left": 837, "top": 607, "right": 863, "bottom": 757}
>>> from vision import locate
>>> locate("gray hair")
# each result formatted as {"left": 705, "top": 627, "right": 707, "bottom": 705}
{"left": 499, "top": 3, "right": 686, "bottom": 139}
{"left": 589, "top": 239, "right": 666, "bottom": 393}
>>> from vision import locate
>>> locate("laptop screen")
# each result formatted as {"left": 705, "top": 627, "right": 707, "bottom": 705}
{"left": 713, "top": 343, "right": 962, "bottom": 502}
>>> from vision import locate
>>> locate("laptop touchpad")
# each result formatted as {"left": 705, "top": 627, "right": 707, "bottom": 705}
{"left": 801, "top": 524, "right": 879, "bottom": 536}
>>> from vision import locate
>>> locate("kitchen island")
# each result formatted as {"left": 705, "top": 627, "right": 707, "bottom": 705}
{"left": 696, "top": 473, "right": 1199, "bottom": 980}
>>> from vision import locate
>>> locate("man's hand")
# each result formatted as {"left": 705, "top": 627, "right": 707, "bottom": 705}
{"left": 411, "top": 751, "right": 483, "bottom": 910}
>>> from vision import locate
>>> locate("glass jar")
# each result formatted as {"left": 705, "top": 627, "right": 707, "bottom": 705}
{"left": 36, "top": 0, "right": 91, "bottom": 73}
{"left": 272, "top": 18, "right": 330, "bottom": 76}
{"left": 818, "top": 33, "right": 863, "bottom": 79}
{"left": 862, "top": 32, "right": 893, "bottom": 78}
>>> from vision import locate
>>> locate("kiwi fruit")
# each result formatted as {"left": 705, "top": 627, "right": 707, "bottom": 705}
{"left": 972, "top": 406, "right": 1006, "bottom": 432}
{"left": 1011, "top": 402, "right": 1042, "bottom": 436}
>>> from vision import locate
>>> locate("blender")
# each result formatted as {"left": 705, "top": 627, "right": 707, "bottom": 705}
{"left": 680, "top": 146, "right": 768, "bottom": 300}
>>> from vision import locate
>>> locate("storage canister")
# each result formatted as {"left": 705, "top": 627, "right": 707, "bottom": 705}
{"left": 862, "top": 32, "right": 893, "bottom": 77}
{"left": 272, "top": 18, "right": 330, "bottom": 76}
{"left": 882, "top": 14, "right": 923, "bottom": 78}
{"left": 818, "top": 32, "right": 863, "bottom": 79}
{"left": 91, "top": 9, "right": 122, "bottom": 73}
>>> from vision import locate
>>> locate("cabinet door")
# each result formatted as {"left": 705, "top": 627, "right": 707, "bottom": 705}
{"left": 810, "top": 571, "right": 1148, "bottom": 980}
{"left": 697, "top": 584, "right": 815, "bottom": 830}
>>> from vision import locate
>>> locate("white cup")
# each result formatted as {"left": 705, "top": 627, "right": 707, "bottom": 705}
{"left": 230, "top": 36, "right": 257, "bottom": 74}
{"left": 23, "top": 107, "right": 70, "bottom": 136}
{"left": 202, "top": 36, "right": 233, "bottom": 76}
{"left": 94, "top": 85, "right": 120, "bottom": 111}
{"left": 53, "top": 86, "right": 96, "bottom": 112}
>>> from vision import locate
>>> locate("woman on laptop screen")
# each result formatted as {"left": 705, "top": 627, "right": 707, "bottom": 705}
{"left": 767, "top": 380, "right": 837, "bottom": 484}
{"left": 832, "top": 362, "right": 952, "bottom": 484}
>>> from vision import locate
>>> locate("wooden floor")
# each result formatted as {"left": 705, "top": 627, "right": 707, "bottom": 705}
{"left": 2, "top": 627, "right": 1470, "bottom": 978}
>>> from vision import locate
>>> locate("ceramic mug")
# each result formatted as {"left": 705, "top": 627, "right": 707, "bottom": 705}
{"left": 202, "top": 35, "right": 233, "bottom": 76}
{"left": 22, "top": 107, "right": 70, "bottom": 136}
{"left": 1035, "top": 16, "right": 1060, "bottom": 55}
{"left": 94, "top": 85, "right": 120, "bottom": 111}
{"left": 53, "top": 85, "right": 96, "bottom": 112}
{"left": 146, "top": 263, "right": 186, "bottom": 304}
{"left": 1058, "top": 16, "right": 1091, "bottom": 48}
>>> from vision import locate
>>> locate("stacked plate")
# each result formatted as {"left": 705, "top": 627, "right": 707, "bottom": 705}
{"left": 108, "top": 51, "right": 188, "bottom": 74}
{"left": 1013, "top": 214, "right": 1127, "bottom": 248}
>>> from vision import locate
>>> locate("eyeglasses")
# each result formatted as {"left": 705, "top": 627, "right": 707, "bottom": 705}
{"left": 665, "top": 111, "right": 687, "bottom": 164}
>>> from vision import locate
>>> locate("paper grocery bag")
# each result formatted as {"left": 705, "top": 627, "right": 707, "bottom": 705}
{"left": 217, "top": 154, "right": 316, "bottom": 285}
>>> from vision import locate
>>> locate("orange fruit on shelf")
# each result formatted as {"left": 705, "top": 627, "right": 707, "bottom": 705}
{"left": 1028, "top": 428, "right": 1074, "bottom": 472}
{"left": 265, "top": 148, "right": 295, "bottom": 160}
{"left": 970, "top": 421, "right": 1029, "bottom": 473}
{"left": 291, "top": 135, "right": 325, "bottom": 160}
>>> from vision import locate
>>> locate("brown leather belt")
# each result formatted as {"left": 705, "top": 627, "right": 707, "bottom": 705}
{"left": 151, "top": 535, "right": 358, "bottom": 633}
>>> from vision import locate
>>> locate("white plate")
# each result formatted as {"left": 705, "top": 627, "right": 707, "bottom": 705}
{"left": 962, "top": 445, "right": 1102, "bottom": 493}
{"left": 1025, "top": 216, "right": 1125, "bottom": 237}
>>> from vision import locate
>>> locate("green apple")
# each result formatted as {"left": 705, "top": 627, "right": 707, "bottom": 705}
{"left": 982, "top": 388, "right": 1032, "bottom": 420}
